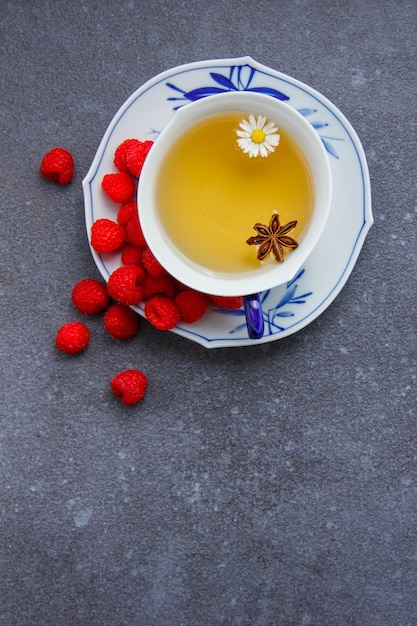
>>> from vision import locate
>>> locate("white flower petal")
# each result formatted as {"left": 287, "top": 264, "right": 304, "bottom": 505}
{"left": 239, "top": 119, "right": 252, "bottom": 133}
{"left": 267, "top": 134, "right": 280, "bottom": 148}
{"left": 263, "top": 121, "right": 278, "bottom": 134}
{"left": 236, "top": 114, "right": 280, "bottom": 157}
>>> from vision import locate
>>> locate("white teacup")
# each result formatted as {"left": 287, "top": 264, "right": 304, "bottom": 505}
{"left": 138, "top": 91, "right": 332, "bottom": 339}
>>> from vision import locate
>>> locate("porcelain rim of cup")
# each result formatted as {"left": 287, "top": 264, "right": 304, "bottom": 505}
{"left": 138, "top": 91, "right": 332, "bottom": 297}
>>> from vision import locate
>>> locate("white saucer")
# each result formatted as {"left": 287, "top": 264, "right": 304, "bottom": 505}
{"left": 83, "top": 56, "right": 373, "bottom": 349}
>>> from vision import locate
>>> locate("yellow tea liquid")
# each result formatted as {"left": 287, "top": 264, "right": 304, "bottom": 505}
{"left": 156, "top": 112, "right": 313, "bottom": 274}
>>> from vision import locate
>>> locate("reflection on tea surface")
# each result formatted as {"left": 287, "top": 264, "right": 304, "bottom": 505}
{"left": 157, "top": 112, "right": 313, "bottom": 274}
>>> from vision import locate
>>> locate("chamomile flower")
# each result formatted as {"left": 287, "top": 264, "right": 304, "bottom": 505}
{"left": 236, "top": 114, "right": 280, "bottom": 157}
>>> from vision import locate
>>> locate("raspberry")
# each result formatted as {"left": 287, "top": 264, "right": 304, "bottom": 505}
{"left": 174, "top": 279, "right": 190, "bottom": 293}
{"left": 104, "top": 304, "right": 139, "bottom": 340}
{"left": 121, "top": 243, "right": 143, "bottom": 266}
{"left": 110, "top": 369, "right": 148, "bottom": 405}
{"left": 102, "top": 172, "right": 136, "bottom": 203}
{"left": 125, "top": 212, "right": 147, "bottom": 248}
{"left": 71, "top": 278, "right": 110, "bottom": 315}
{"left": 114, "top": 139, "right": 141, "bottom": 172}
{"left": 142, "top": 247, "right": 167, "bottom": 277}
{"left": 126, "top": 140, "right": 154, "bottom": 177}
{"left": 55, "top": 322, "right": 90, "bottom": 354}
{"left": 144, "top": 296, "right": 181, "bottom": 330}
{"left": 107, "top": 265, "right": 145, "bottom": 305}
{"left": 209, "top": 295, "right": 243, "bottom": 310}
{"left": 90, "top": 218, "right": 126, "bottom": 254}
{"left": 40, "top": 147, "right": 74, "bottom": 185}
{"left": 117, "top": 201, "right": 137, "bottom": 226}
{"left": 175, "top": 289, "right": 209, "bottom": 323}
{"left": 143, "top": 274, "right": 176, "bottom": 300}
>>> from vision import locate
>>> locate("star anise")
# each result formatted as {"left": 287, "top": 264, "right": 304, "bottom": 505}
{"left": 246, "top": 213, "right": 298, "bottom": 263}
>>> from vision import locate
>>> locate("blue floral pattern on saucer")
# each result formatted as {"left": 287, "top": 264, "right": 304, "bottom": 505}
{"left": 166, "top": 64, "right": 290, "bottom": 106}
{"left": 212, "top": 270, "right": 312, "bottom": 336}
{"left": 166, "top": 64, "right": 342, "bottom": 159}
{"left": 83, "top": 57, "right": 373, "bottom": 348}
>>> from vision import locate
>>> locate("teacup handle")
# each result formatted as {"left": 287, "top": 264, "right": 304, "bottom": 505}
{"left": 243, "top": 293, "right": 264, "bottom": 340}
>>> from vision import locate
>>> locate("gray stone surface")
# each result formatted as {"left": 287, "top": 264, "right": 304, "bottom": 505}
{"left": 0, "top": 1, "right": 416, "bottom": 624}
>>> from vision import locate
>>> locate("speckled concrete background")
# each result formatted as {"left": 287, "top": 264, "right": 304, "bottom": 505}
{"left": 1, "top": 1, "right": 416, "bottom": 624}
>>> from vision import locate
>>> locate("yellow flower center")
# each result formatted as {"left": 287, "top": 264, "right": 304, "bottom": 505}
{"left": 251, "top": 128, "right": 266, "bottom": 144}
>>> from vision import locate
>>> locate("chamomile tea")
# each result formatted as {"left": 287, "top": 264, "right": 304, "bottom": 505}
{"left": 156, "top": 111, "right": 313, "bottom": 274}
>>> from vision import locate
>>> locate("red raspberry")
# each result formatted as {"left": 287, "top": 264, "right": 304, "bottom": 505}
{"left": 125, "top": 212, "right": 147, "bottom": 248}
{"left": 40, "top": 147, "right": 74, "bottom": 185}
{"left": 114, "top": 139, "right": 141, "bottom": 172}
{"left": 117, "top": 201, "right": 137, "bottom": 226}
{"left": 55, "top": 322, "right": 90, "bottom": 354}
{"left": 174, "top": 279, "right": 190, "bottom": 293}
{"left": 121, "top": 243, "right": 143, "bottom": 266}
{"left": 144, "top": 296, "right": 181, "bottom": 330}
{"left": 90, "top": 218, "right": 126, "bottom": 254}
{"left": 143, "top": 274, "right": 176, "bottom": 300}
{"left": 142, "top": 247, "right": 167, "bottom": 277}
{"left": 107, "top": 265, "right": 145, "bottom": 305}
{"left": 71, "top": 278, "right": 110, "bottom": 315}
{"left": 209, "top": 295, "right": 243, "bottom": 310}
{"left": 175, "top": 289, "right": 209, "bottom": 323}
{"left": 126, "top": 140, "right": 154, "bottom": 177}
{"left": 110, "top": 369, "right": 148, "bottom": 405}
{"left": 102, "top": 172, "right": 136, "bottom": 203}
{"left": 104, "top": 304, "right": 139, "bottom": 340}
